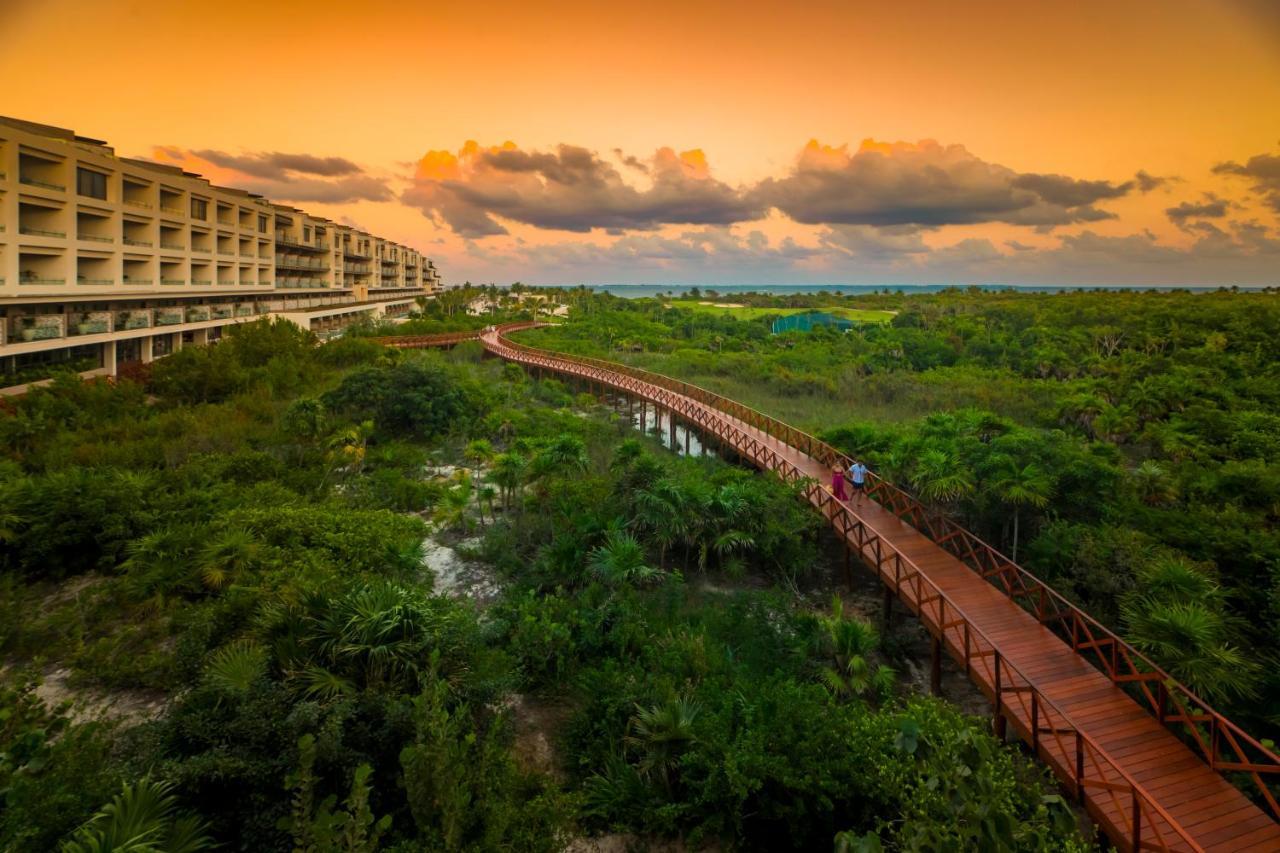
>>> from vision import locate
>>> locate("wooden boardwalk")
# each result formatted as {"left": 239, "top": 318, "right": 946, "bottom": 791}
{"left": 397, "top": 325, "right": 1280, "bottom": 852}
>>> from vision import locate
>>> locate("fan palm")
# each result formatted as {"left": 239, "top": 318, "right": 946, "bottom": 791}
{"left": 819, "top": 596, "right": 895, "bottom": 701}
{"left": 204, "top": 638, "right": 269, "bottom": 693}
{"left": 589, "top": 530, "right": 660, "bottom": 586}
{"left": 910, "top": 449, "right": 975, "bottom": 504}
{"left": 624, "top": 697, "right": 700, "bottom": 792}
{"left": 61, "top": 778, "right": 213, "bottom": 853}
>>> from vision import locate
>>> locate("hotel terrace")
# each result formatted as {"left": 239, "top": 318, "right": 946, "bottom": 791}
{"left": 0, "top": 116, "right": 442, "bottom": 392}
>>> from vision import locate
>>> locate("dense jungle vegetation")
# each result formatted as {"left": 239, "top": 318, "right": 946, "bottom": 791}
{"left": 0, "top": 317, "right": 1088, "bottom": 851}
{"left": 519, "top": 287, "right": 1280, "bottom": 740}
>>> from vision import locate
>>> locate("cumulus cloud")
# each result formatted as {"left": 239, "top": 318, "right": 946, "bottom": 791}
{"left": 401, "top": 141, "right": 760, "bottom": 238}
{"left": 1212, "top": 151, "right": 1280, "bottom": 212}
{"left": 148, "top": 146, "right": 392, "bottom": 204}
{"left": 1166, "top": 193, "right": 1230, "bottom": 226}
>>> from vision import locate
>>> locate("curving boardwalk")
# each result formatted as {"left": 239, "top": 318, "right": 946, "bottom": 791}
{"left": 388, "top": 324, "right": 1280, "bottom": 852}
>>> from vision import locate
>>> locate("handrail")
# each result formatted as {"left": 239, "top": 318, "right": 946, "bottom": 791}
{"left": 482, "top": 324, "right": 1202, "bottom": 852}
{"left": 379, "top": 323, "right": 1280, "bottom": 831}
{"left": 494, "top": 326, "right": 1280, "bottom": 822}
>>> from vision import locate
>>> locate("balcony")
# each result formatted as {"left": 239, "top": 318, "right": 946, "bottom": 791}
{"left": 76, "top": 278, "right": 115, "bottom": 286}
{"left": 235, "top": 304, "right": 255, "bottom": 317}
{"left": 19, "top": 226, "right": 67, "bottom": 238}
{"left": 12, "top": 315, "right": 67, "bottom": 342}
{"left": 19, "top": 175, "right": 65, "bottom": 192}
{"left": 124, "top": 199, "right": 153, "bottom": 210}
{"left": 160, "top": 206, "right": 184, "bottom": 217}
{"left": 78, "top": 233, "right": 114, "bottom": 244}
{"left": 160, "top": 242, "right": 185, "bottom": 251}
{"left": 116, "top": 309, "right": 153, "bottom": 330}
{"left": 155, "top": 309, "right": 184, "bottom": 325}
{"left": 160, "top": 278, "right": 186, "bottom": 286}
{"left": 185, "top": 306, "right": 211, "bottom": 323}
{"left": 121, "top": 278, "right": 154, "bottom": 287}
{"left": 192, "top": 279, "right": 213, "bottom": 286}
{"left": 210, "top": 305, "right": 233, "bottom": 320}
{"left": 123, "top": 237, "right": 153, "bottom": 248}
{"left": 344, "top": 249, "right": 371, "bottom": 260}
{"left": 69, "top": 311, "right": 112, "bottom": 336}
{"left": 275, "top": 257, "right": 330, "bottom": 271}
{"left": 18, "top": 275, "right": 66, "bottom": 286}
{"left": 275, "top": 233, "right": 330, "bottom": 252}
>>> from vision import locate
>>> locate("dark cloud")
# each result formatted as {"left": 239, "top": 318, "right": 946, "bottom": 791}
{"left": 238, "top": 175, "right": 393, "bottom": 204}
{"left": 402, "top": 142, "right": 761, "bottom": 237}
{"left": 1011, "top": 173, "right": 1133, "bottom": 207}
{"left": 1212, "top": 152, "right": 1280, "bottom": 212}
{"left": 749, "top": 140, "right": 1139, "bottom": 229}
{"left": 1135, "top": 170, "right": 1173, "bottom": 192}
{"left": 614, "top": 148, "right": 650, "bottom": 174}
{"left": 190, "top": 149, "right": 363, "bottom": 179}
{"left": 150, "top": 146, "right": 390, "bottom": 204}
{"left": 1166, "top": 193, "right": 1230, "bottom": 225}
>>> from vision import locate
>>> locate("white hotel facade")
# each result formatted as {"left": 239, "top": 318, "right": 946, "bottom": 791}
{"left": 0, "top": 115, "right": 442, "bottom": 392}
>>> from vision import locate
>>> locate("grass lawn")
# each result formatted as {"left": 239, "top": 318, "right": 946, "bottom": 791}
{"left": 666, "top": 299, "right": 895, "bottom": 323}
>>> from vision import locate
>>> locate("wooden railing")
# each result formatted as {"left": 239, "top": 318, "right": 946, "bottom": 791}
{"left": 377, "top": 323, "right": 1280, "bottom": 834}
{"left": 483, "top": 327, "right": 1202, "bottom": 852}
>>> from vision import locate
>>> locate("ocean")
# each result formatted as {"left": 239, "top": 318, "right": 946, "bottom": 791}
{"left": 525, "top": 283, "right": 1265, "bottom": 299}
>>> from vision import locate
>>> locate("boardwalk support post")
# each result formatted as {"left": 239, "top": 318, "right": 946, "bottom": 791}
{"left": 930, "top": 634, "right": 942, "bottom": 696}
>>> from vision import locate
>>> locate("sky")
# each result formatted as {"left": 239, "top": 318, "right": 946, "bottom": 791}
{"left": 3, "top": 0, "right": 1279, "bottom": 286}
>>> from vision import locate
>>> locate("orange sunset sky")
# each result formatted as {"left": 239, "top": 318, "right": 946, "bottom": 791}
{"left": 3, "top": 0, "right": 1279, "bottom": 286}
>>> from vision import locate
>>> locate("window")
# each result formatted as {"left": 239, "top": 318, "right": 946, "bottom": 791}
{"left": 191, "top": 198, "right": 208, "bottom": 220}
{"left": 304, "top": 226, "right": 311, "bottom": 242}
{"left": 259, "top": 214, "right": 268, "bottom": 233}
{"left": 76, "top": 168, "right": 108, "bottom": 200}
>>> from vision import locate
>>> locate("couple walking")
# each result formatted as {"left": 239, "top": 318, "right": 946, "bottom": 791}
{"left": 832, "top": 461, "right": 868, "bottom": 506}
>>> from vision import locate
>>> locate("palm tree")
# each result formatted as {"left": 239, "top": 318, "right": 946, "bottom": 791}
{"left": 818, "top": 596, "right": 895, "bottom": 701}
{"left": 1131, "top": 460, "right": 1178, "bottom": 506}
{"left": 489, "top": 451, "right": 528, "bottom": 511}
{"left": 589, "top": 530, "right": 660, "bottom": 586}
{"left": 463, "top": 438, "right": 493, "bottom": 469}
{"left": 537, "top": 435, "right": 589, "bottom": 477}
{"left": 624, "top": 697, "right": 700, "bottom": 793}
{"left": 61, "top": 778, "right": 214, "bottom": 853}
{"left": 1121, "top": 558, "right": 1259, "bottom": 703}
{"left": 433, "top": 472, "right": 474, "bottom": 533}
{"left": 326, "top": 420, "right": 374, "bottom": 478}
{"left": 633, "top": 480, "right": 692, "bottom": 568}
{"left": 989, "top": 462, "right": 1052, "bottom": 561}
{"left": 910, "top": 448, "right": 975, "bottom": 505}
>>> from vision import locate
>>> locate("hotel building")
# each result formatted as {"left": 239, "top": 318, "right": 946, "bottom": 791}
{"left": 0, "top": 116, "right": 442, "bottom": 392}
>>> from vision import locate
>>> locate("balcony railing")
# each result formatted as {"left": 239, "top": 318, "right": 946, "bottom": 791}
{"left": 18, "top": 276, "right": 66, "bottom": 285}
{"left": 191, "top": 247, "right": 211, "bottom": 254}
{"left": 123, "top": 237, "right": 153, "bottom": 247}
{"left": 160, "top": 278, "right": 186, "bottom": 286}
{"left": 69, "top": 312, "right": 112, "bottom": 336}
{"left": 219, "top": 249, "right": 236, "bottom": 256}
{"left": 78, "top": 233, "right": 114, "bottom": 243}
{"left": 121, "top": 278, "right": 154, "bottom": 286}
{"left": 160, "top": 242, "right": 185, "bottom": 251}
{"left": 19, "top": 226, "right": 67, "bottom": 238}
{"left": 185, "top": 307, "right": 212, "bottom": 323}
{"left": 275, "top": 234, "right": 331, "bottom": 252}
{"left": 210, "top": 306, "right": 233, "bottom": 320}
{"left": 155, "top": 310, "right": 184, "bottom": 325}
{"left": 192, "top": 279, "right": 213, "bottom": 286}
{"left": 19, "top": 175, "right": 65, "bottom": 191}
{"left": 116, "top": 310, "right": 153, "bottom": 330}
{"left": 76, "top": 278, "right": 115, "bottom": 285}
{"left": 124, "top": 199, "right": 153, "bottom": 209}
{"left": 12, "top": 316, "right": 67, "bottom": 341}
{"left": 160, "top": 205, "right": 184, "bottom": 216}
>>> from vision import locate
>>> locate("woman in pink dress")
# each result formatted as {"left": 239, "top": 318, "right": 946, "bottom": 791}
{"left": 832, "top": 465, "right": 848, "bottom": 501}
